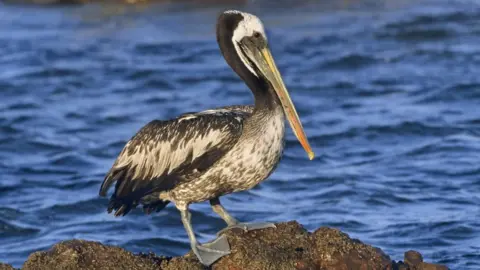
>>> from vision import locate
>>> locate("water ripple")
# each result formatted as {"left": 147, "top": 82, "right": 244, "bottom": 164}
{"left": 0, "top": 220, "right": 39, "bottom": 238}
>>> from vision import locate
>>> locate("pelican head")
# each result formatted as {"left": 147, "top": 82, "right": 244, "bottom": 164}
{"left": 217, "top": 10, "right": 314, "bottom": 160}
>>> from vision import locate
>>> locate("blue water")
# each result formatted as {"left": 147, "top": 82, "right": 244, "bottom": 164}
{"left": 0, "top": 0, "right": 479, "bottom": 269}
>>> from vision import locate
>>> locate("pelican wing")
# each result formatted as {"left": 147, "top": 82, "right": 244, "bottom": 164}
{"left": 99, "top": 108, "right": 250, "bottom": 216}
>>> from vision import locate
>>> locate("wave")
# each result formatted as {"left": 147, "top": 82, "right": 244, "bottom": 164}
{"left": 0, "top": 219, "right": 39, "bottom": 238}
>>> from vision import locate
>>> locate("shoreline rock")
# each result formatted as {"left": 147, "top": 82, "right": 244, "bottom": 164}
{"left": 0, "top": 263, "right": 15, "bottom": 270}
{"left": 3, "top": 221, "right": 448, "bottom": 270}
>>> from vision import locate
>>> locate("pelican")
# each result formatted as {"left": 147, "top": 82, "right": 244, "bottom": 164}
{"left": 99, "top": 10, "right": 314, "bottom": 266}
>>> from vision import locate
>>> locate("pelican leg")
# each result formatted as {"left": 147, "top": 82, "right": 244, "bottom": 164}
{"left": 180, "top": 207, "right": 230, "bottom": 266}
{"left": 210, "top": 198, "right": 276, "bottom": 236}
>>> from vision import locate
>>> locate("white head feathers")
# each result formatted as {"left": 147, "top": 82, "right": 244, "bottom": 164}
{"left": 225, "top": 10, "right": 267, "bottom": 43}
{"left": 224, "top": 10, "right": 267, "bottom": 77}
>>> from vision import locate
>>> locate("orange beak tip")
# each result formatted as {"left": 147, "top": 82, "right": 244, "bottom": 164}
{"left": 308, "top": 151, "right": 315, "bottom": 160}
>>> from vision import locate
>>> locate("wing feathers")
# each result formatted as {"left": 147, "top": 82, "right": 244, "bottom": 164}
{"left": 99, "top": 109, "right": 251, "bottom": 215}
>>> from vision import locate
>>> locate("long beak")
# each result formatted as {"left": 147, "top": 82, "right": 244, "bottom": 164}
{"left": 242, "top": 42, "right": 314, "bottom": 160}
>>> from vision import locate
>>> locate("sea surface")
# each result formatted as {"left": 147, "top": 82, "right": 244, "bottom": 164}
{"left": 0, "top": 0, "right": 479, "bottom": 268}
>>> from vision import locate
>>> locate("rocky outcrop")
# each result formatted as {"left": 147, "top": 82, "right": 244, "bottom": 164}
{"left": 3, "top": 221, "right": 448, "bottom": 270}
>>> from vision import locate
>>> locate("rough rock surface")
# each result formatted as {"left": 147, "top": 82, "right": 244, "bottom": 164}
{"left": 0, "top": 263, "right": 15, "bottom": 270}
{"left": 3, "top": 221, "right": 448, "bottom": 270}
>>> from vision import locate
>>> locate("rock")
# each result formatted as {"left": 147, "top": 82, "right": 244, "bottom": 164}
{"left": 6, "top": 221, "right": 448, "bottom": 270}
{"left": 311, "top": 226, "right": 392, "bottom": 269}
{"left": 421, "top": 263, "right": 449, "bottom": 270}
{"left": 22, "top": 239, "right": 163, "bottom": 270}
{"left": 405, "top": 250, "right": 423, "bottom": 266}
{"left": 0, "top": 263, "right": 15, "bottom": 270}
{"left": 392, "top": 250, "right": 448, "bottom": 270}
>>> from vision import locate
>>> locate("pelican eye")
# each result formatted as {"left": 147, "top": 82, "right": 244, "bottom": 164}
{"left": 253, "top": 32, "right": 261, "bottom": 39}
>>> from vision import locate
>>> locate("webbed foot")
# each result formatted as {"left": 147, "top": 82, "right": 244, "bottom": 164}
{"left": 193, "top": 234, "right": 230, "bottom": 266}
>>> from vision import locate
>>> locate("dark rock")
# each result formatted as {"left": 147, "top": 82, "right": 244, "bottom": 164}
{"left": 393, "top": 261, "right": 410, "bottom": 270}
{"left": 421, "top": 262, "right": 449, "bottom": 270}
{"left": 405, "top": 250, "right": 423, "bottom": 266}
{"left": 3, "top": 221, "right": 448, "bottom": 270}
{"left": 391, "top": 251, "right": 449, "bottom": 270}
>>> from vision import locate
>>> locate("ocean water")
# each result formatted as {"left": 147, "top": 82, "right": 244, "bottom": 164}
{"left": 0, "top": 0, "right": 479, "bottom": 269}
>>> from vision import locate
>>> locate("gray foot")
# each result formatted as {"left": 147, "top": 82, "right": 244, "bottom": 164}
{"left": 193, "top": 234, "right": 230, "bottom": 266}
{"left": 217, "top": 222, "right": 276, "bottom": 236}
{"left": 203, "top": 234, "right": 231, "bottom": 251}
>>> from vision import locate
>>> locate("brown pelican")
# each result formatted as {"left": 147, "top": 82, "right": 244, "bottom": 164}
{"left": 99, "top": 10, "right": 314, "bottom": 266}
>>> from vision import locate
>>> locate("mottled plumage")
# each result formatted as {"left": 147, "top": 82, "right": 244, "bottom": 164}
{"left": 99, "top": 10, "right": 313, "bottom": 267}
{"left": 100, "top": 106, "right": 254, "bottom": 216}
